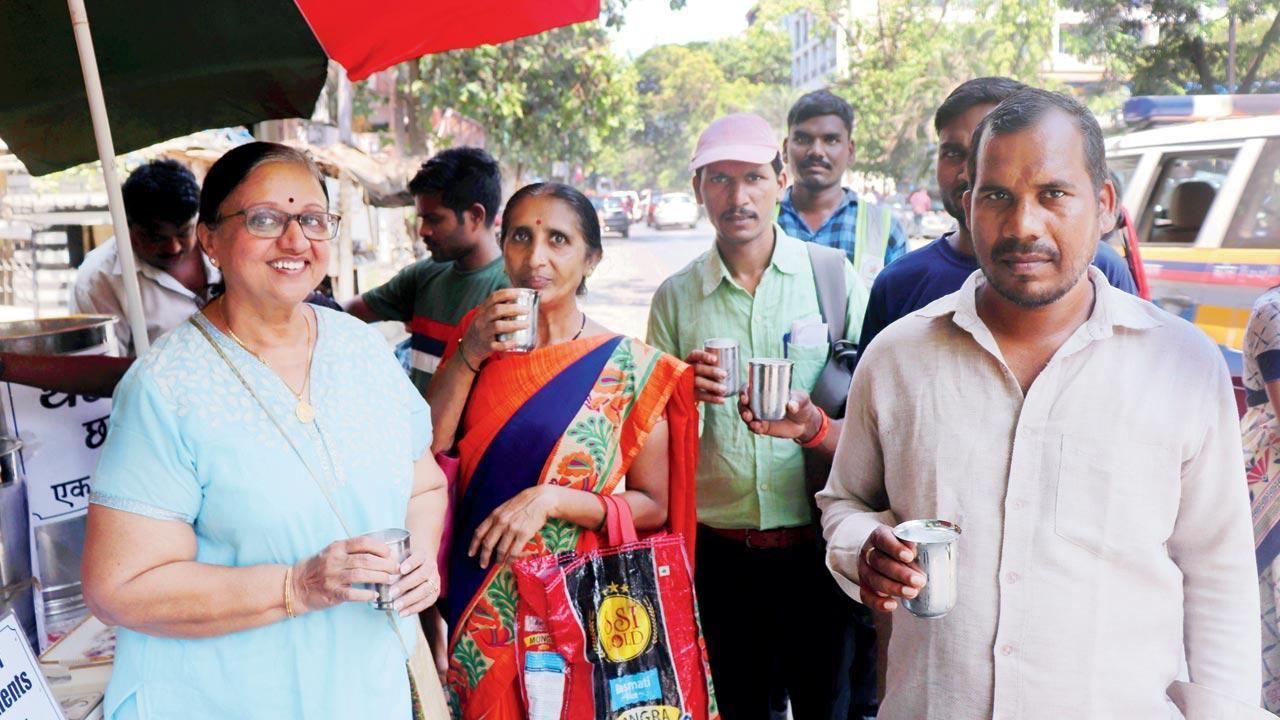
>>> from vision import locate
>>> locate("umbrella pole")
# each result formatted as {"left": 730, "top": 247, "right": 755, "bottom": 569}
{"left": 66, "top": 0, "right": 150, "bottom": 355}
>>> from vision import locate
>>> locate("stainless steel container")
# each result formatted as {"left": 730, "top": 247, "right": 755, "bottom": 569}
{"left": 748, "top": 359, "right": 792, "bottom": 421}
{"left": 40, "top": 584, "right": 87, "bottom": 647}
{"left": 0, "top": 315, "right": 117, "bottom": 356}
{"left": 704, "top": 338, "right": 741, "bottom": 396}
{"left": 893, "top": 519, "right": 961, "bottom": 619}
{"left": 498, "top": 289, "right": 539, "bottom": 352}
{"left": 362, "top": 528, "right": 411, "bottom": 610}
{"left": 0, "top": 315, "right": 116, "bottom": 651}
{"left": 34, "top": 515, "right": 86, "bottom": 596}
{"left": 0, "top": 437, "right": 21, "bottom": 486}
{"left": 0, "top": 478, "right": 33, "bottom": 647}
{"left": 0, "top": 479, "right": 30, "bottom": 589}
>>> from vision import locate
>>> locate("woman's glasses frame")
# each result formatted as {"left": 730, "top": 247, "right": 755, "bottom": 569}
{"left": 216, "top": 205, "right": 342, "bottom": 241}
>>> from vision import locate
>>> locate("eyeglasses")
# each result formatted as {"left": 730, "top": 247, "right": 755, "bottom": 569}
{"left": 217, "top": 206, "right": 342, "bottom": 241}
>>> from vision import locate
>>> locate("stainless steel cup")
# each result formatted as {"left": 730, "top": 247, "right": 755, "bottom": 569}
{"left": 704, "top": 338, "right": 741, "bottom": 396}
{"left": 499, "top": 288, "right": 539, "bottom": 352}
{"left": 362, "top": 528, "right": 411, "bottom": 610}
{"left": 748, "top": 358, "right": 792, "bottom": 421}
{"left": 893, "top": 519, "right": 961, "bottom": 619}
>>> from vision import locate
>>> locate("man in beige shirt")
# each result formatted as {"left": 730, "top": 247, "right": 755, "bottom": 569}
{"left": 818, "top": 88, "right": 1263, "bottom": 718}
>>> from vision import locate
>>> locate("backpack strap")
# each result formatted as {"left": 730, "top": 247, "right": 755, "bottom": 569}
{"left": 806, "top": 242, "right": 848, "bottom": 345}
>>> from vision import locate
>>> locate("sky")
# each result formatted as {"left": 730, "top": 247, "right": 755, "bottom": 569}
{"left": 610, "top": 0, "right": 759, "bottom": 58}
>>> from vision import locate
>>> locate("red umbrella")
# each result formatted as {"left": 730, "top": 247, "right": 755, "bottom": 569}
{"left": 1, "top": 0, "right": 600, "bottom": 352}
{"left": 302, "top": 0, "right": 600, "bottom": 82}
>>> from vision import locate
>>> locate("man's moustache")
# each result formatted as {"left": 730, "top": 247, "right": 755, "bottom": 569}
{"left": 992, "top": 240, "right": 1059, "bottom": 260}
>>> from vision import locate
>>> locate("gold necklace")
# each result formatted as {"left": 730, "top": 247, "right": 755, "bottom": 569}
{"left": 219, "top": 297, "right": 317, "bottom": 424}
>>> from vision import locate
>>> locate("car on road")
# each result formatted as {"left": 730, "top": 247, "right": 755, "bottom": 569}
{"left": 652, "top": 192, "right": 699, "bottom": 230}
{"left": 593, "top": 196, "right": 631, "bottom": 238}
{"left": 610, "top": 190, "right": 642, "bottom": 222}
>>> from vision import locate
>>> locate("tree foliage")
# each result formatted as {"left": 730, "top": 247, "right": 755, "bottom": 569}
{"left": 409, "top": 21, "right": 637, "bottom": 183}
{"left": 602, "top": 10, "right": 796, "bottom": 191}
{"left": 768, "top": 0, "right": 1054, "bottom": 184}
{"left": 1065, "top": 0, "right": 1280, "bottom": 95}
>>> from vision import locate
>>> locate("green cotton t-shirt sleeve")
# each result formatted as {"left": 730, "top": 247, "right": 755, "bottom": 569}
{"left": 360, "top": 262, "right": 423, "bottom": 323}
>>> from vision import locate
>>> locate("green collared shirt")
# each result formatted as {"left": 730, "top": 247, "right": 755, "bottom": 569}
{"left": 646, "top": 225, "right": 866, "bottom": 529}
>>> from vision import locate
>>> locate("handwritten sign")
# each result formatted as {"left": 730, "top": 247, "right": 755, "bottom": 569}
{"left": 0, "top": 611, "right": 65, "bottom": 719}
{"left": 6, "top": 387, "right": 110, "bottom": 524}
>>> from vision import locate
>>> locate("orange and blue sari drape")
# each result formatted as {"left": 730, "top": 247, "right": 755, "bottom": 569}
{"left": 440, "top": 326, "right": 698, "bottom": 720}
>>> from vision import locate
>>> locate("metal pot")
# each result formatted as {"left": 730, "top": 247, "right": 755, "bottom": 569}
{"left": 0, "top": 315, "right": 117, "bottom": 355}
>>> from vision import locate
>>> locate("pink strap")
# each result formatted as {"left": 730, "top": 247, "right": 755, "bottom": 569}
{"left": 603, "top": 495, "right": 638, "bottom": 546}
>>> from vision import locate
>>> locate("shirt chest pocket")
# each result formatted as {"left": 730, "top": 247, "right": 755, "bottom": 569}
{"left": 1054, "top": 435, "right": 1181, "bottom": 559}
{"left": 787, "top": 341, "right": 830, "bottom": 394}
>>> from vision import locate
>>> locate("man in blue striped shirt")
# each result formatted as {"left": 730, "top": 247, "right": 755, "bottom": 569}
{"left": 778, "top": 90, "right": 908, "bottom": 293}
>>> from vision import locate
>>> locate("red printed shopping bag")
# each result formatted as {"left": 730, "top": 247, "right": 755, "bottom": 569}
{"left": 512, "top": 496, "right": 718, "bottom": 720}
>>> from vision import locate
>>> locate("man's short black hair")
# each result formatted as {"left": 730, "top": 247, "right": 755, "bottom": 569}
{"left": 408, "top": 147, "right": 502, "bottom": 227}
{"left": 933, "top": 76, "right": 1027, "bottom": 134}
{"left": 968, "top": 88, "right": 1108, "bottom": 192}
{"left": 787, "top": 89, "right": 854, "bottom": 135}
{"left": 122, "top": 159, "right": 199, "bottom": 226}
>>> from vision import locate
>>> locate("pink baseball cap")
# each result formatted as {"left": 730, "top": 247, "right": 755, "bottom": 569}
{"left": 690, "top": 113, "right": 780, "bottom": 171}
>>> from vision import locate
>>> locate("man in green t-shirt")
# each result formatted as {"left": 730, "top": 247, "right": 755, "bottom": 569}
{"left": 345, "top": 147, "right": 509, "bottom": 394}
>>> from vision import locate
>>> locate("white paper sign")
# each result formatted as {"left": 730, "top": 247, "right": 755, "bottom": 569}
{"left": 0, "top": 611, "right": 65, "bottom": 719}
{"left": 4, "top": 385, "right": 109, "bottom": 525}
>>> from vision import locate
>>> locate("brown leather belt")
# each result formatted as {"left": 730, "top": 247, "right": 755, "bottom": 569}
{"left": 700, "top": 524, "right": 817, "bottom": 549}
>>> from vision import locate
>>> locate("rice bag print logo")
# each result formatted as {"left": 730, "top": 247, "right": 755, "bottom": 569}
{"left": 596, "top": 584, "right": 654, "bottom": 663}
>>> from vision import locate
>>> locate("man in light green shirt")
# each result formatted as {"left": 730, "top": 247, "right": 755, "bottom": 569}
{"left": 645, "top": 113, "right": 869, "bottom": 718}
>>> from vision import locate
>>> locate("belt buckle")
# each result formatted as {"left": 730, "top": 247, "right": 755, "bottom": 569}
{"left": 743, "top": 529, "right": 762, "bottom": 549}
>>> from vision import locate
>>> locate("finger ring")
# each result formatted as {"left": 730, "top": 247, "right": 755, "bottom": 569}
{"left": 863, "top": 546, "right": 877, "bottom": 566}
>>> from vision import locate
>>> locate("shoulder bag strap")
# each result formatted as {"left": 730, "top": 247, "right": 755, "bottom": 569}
{"left": 806, "top": 242, "right": 849, "bottom": 344}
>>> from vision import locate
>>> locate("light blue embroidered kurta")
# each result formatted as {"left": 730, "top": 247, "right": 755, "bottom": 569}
{"left": 90, "top": 307, "right": 430, "bottom": 720}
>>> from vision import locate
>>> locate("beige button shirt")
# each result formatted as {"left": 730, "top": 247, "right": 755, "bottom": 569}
{"left": 818, "top": 267, "right": 1262, "bottom": 719}
{"left": 69, "top": 237, "right": 220, "bottom": 355}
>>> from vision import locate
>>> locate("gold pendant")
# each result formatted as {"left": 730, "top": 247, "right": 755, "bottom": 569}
{"left": 295, "top": 401, "right": 315, "bottom": 424}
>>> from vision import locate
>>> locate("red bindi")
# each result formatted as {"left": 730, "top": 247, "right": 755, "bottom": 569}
{"left": 535, "top": 218, "right": 541, "bottom": 225}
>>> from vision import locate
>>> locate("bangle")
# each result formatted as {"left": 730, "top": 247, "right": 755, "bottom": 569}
{"left": 797, "top": 407, "right": 830, "bottom": 448}
{"left": 283, "top": 565, "right": 296, "bottom": 619}
{"left": 594, "top": 493, "right": 609, "bottom": 531}
{"left": 458, "top": 339, "right": 480, "bottom": 374}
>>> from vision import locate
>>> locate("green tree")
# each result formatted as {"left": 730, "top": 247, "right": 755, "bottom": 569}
{"left": 627, "top": 44, "right": 727, "bottom": 189}
{"left": 409, "top": 21, "right": 638, "bottom": 183}
{"left": 1067, "top": 1, "right": 1280, "bottom": 95}
{"left": 602, "top": 8, "right": 795, "bottom": 191}
{"left": 689, "top": 22, "right": 793, "bottom": 86}
{"left": 765, "top": 0, "right": 1054, "bottom": 184}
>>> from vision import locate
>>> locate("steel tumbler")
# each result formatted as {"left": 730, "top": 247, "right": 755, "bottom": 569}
{"left": 748, "top": 358, "right": 792, "bottom": 421}
{"left": 499, "top": 288, "right": 539, "bottom": 352}
{"left": 704, "top": 338, "right": 741, "bottom": 396}
{"left": 362, "top": 528, "right": 411, "bottom": 610}
{"left": 893, "top": 519, "right": 961, "bottom": 619}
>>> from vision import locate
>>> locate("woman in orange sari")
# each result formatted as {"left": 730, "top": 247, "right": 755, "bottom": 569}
{"left": 426, "top": 183, "right": 699, "bottom": 719}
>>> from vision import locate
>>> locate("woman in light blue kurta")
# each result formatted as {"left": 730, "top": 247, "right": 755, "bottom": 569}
{"left": 82, "top": 143, "right": 448, "bottom": 719}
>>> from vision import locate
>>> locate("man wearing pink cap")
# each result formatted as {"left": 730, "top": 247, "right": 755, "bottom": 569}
{"left": 647, "top": 113, "right": 871, "bottom": 718}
